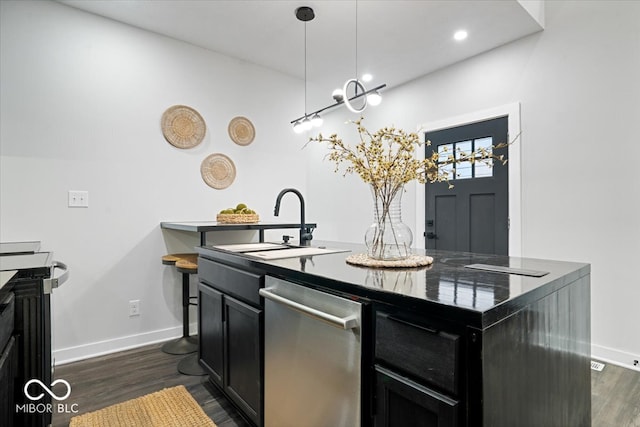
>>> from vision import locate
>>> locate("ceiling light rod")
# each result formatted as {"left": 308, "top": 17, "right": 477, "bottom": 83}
{"left": 296, "top": 6, "right": 314, "bottom": 130}
{"left": 290, "top": 83, "right": 386, "bottom": 124}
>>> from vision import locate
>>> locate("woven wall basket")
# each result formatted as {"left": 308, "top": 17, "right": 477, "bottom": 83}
{"left": 200, "top": 153, "right": 236, "bottom": 189}
{"left": 161, "top": 105, "right": 206, "bottom": 149}
{"left": 228, "top": 116, "right": 255, "bottom": 146}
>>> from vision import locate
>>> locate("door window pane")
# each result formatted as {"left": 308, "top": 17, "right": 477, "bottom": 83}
{"left": 438, "top": 144, "right": 454, "bottom": 179}
{"left": 435, "top": 137, "right": 494, "bottom": 180}
{"left": 455, "top": 140, "right": 472, "bottom": 179}
{"left": 474, "top": 137, "right": 493, "bottom": 178}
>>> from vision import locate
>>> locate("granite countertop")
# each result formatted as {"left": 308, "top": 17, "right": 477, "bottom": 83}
{"left": 198, "top": 241, "right": 590, "bottom": 328}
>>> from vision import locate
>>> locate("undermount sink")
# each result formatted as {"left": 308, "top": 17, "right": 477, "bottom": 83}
{"left": 211, "top": 243, "right": 289, "bottom": 253}
{"left": 212, "top": 243, "right": 350, "bottom": 260}
{"left": 244, "top": 246, "right": 350, "bottom": 260}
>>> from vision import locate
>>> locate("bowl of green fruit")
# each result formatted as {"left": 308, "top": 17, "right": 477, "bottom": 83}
{"left": 216, "top": 203, "right": 259, "bottom": 224}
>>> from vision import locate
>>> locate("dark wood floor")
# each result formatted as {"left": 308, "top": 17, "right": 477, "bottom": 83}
{"left": 591, "top": 361, "right": 640, "bottom": 427}
{"left": 51, "top": 343, "right": 639, "bottom": 427}
{"left": 51, "top": 343, "right": 247, "bottom": 427}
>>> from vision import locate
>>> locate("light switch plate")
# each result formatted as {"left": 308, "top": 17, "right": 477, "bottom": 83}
{"left": 68, "top": 190, "right": 89, "bottom": 207}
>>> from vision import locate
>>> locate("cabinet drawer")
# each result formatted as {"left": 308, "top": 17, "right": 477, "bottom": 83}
{"left": 375, "top": 312, "right": 459, "bottom": 395}
{"left": 0, "top": 293, "right": 15, "bottom": 351}
{"left": 375, "top": 365, "right": 458, "bottom": 427}
{"left": 198, "top": 258, "right": 264, "bottom": 306}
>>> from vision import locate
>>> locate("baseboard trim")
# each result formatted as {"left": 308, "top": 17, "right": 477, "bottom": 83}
{"left": 592, "top": 343, "right": 640, "bottom": 372}
{"left": 53, "top": 323, "right": 198, "bottom": 366}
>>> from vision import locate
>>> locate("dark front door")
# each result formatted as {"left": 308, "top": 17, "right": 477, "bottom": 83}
{"left": 425, "top": 116, "right": 509, "bottom": 255}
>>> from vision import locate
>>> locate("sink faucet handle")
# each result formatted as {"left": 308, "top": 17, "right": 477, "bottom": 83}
{"left": 282, "top": 235, "right": 294, "bottom": 244}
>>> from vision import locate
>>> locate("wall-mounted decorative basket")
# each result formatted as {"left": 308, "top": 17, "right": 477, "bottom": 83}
{"left": 161, "top": 105, "right": 206, "bottom": 149}
{"left": 200, "top": 153, "right": 236, "bottom": 189}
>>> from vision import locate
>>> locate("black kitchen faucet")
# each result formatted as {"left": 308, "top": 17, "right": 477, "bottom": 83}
{"left": 274, "top": 188, "right": 313, "bottom": 246}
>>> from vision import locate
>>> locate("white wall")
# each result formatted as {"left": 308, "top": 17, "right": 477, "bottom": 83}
{"left": 0, "top": 1, "right": 307, "bottom": 362}
{"left": 305, "top": 1, "right": 640, "bottom": 370}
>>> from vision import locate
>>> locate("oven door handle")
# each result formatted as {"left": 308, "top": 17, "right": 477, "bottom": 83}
{"left": 44, "top": 261, "right": 69, "bottom": 294}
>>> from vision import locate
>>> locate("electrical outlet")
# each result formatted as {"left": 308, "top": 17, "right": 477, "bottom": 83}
{"left": 129, "top": 300, "right": 140, "bottom": 317}
{"left": 68, "top": 190, "right": 89, "bottom": 207}
{"left": 634, "top": 360, "right": 639, "bottom": 367}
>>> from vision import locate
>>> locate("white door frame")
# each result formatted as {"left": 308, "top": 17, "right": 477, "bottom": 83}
{"left": 415, "top": 102, "right": 522, "bottom": 256}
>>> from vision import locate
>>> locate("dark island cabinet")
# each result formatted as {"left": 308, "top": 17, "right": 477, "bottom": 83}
{"left": 373, "top": 307, "right": 461, "bottom": 427}
{"left": 375, "top": 366, "right": 458, "bottom": 427}
{"left": 196, "top": 243, "right": 591, "bottom": 427}
{"left": 224, "top": 296, "right": 262, "bottom": 423}
{"left": 198, "top": 284, "right": 224, "bottom": 386}
{"left": 198, "top": 257, "right": 264, "bottom": 427}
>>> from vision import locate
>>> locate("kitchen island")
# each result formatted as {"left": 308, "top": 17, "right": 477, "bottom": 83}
{"left": 197, "top": 241, "right": 591, "bottom": 427}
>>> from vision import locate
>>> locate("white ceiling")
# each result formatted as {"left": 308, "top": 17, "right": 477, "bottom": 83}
{"left": 58, "top": 0, "right": 543, "bottom": 111}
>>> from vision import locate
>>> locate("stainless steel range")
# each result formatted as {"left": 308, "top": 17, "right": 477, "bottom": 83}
{"left": 0, "top": 243, "right": 68, "bottom": 427}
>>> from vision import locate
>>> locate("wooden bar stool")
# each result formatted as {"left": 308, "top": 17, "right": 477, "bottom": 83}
{"left": 161, "top": 253, "right": 198, "bottom": 355}
{"left": 174, "top": 256, "right": 205, "bottom": 376}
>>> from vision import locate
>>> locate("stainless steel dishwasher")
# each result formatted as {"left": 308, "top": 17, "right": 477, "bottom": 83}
{"left": 259, "top": 276, "right": 362, "bottom": 427}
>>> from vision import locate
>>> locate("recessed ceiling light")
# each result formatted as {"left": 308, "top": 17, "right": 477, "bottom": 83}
{"left": 362, "top": 73, "right": 373, "bottom": 82}
{"left": 454, "top": 30, "right": 468, "bottom": 41}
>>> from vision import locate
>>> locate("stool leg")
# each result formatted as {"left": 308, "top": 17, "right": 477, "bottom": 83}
{"left": 161, "top": 272, "right": 198, "bottom": 355}
{"left": 182, "top": 272, "right": 190, "bottom": 338}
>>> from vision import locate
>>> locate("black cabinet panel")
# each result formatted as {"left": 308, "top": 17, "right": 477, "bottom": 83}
{"left": 375, "top": 366, "right": 458, "bottom": 427}
{"left": 224, "top": 296, "right": 262, "bottom": 426}
{"left": 13, "top": 280, "right": 49, "bottom": 427}
{"left": 199, "top": 258, "right": 263, "bottom": 306}
{"left": 0, "top": 293, "right": 14, "bottom": 351}
{"left": 198, "top": 257, "right": 264, "bottom": 427}
{"left": 0, "top": 336, "right": 17, "bottom": 427}
{"left": 481, "top": 276, "right": 591, "bottom": 427}
{"left": 375, "top": 312, "right": 459, "bottom": 394}
{"left": 198, "top": 283, "right": 224, "bottom": 387}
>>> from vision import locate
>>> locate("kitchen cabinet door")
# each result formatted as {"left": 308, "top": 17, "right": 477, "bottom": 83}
{"left": 0, "top": 337, "right": 17, "bottom": 427}
{"left": 198, "top": 283, "right": 224, "bottom": 387}
{"left": 375, "top": 366, "right": 458, "bottom": 427}
{"left": 224, "top": 295, "right": 262, "bottom": 427}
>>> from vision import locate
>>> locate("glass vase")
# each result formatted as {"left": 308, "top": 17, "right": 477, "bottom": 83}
{"left": 365, "top": 185, "right": 413, "bottom": 260}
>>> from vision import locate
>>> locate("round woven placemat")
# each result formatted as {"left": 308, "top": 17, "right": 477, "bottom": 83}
{"left": 161, "top": 105, "right": 206, "bottom": 149}
{"left": 200, "top": 153, "right": 236, "bottom": 189}
{"left": 228, "top": 116, "right": 255, "bottom": 146}
{"left": 346, "top": 253, "right": 434, "bottom": 268}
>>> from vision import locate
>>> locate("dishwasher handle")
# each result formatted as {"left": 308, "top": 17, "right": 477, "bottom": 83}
{"left": 259, "top": 287, "right": 358, "bottom": 330}
{"left": 44, "top": 261, "right": 69, "bottom": 294}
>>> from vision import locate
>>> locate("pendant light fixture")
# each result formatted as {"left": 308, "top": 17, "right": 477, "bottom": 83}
{"left": 292, "top": 6, "right": 318, "bottom": 134}
{"left": 290, "top": 3, "right": 386, "bottom": 132}
{"left": 341, "top": 0, "right": 383, "bottom": 114}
